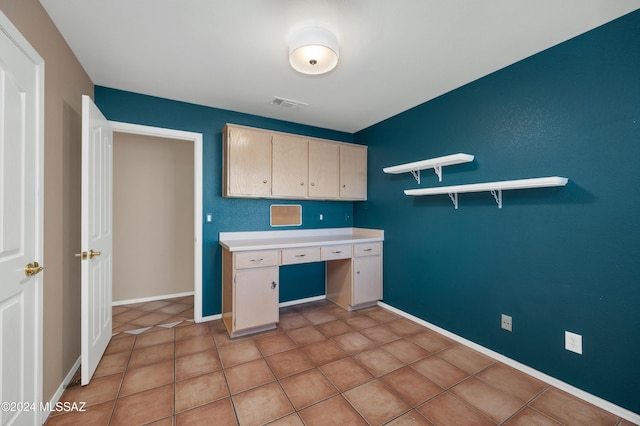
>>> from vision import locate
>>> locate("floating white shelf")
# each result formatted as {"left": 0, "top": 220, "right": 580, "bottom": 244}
{"left": 404, "top": 176, "right": 569, "bottom": 209}
{"left": 383, "top": 153, "right": 474, "bottom": 183}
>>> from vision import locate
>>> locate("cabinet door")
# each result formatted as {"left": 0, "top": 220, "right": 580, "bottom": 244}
{"left": 353, "top": 255, "right": 382, "bottom": 305}
{"left": 224, "top": 126, "right": 272, "bottom": 197}
{"left": 339, "top": 144, "right": 367, "bottom": 200}
{"left": 234, "top": 267, "right": 279, "bottom": 330}
{"left": 308, "top": 140, "right": 339, "bottom": 199}
{"left": 272, "top": 134, "right": 308, "bottom": 197}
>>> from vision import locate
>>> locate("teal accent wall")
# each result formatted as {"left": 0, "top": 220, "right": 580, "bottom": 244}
{"left": 94, "top": 87, "right": 354, "bottom": 313}
{"left": 354, "top": 10, "right": 640, "bottom": 412}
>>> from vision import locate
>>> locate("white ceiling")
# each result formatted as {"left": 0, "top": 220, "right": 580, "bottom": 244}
{"left": 39, "top": 0, "right": 639, "bottom": 133}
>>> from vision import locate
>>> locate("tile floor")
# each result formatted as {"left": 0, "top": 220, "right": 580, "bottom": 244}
{"left": 46, "top": 296, "right": 635, "bottom": 426}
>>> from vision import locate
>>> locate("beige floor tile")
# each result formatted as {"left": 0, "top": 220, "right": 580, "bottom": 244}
{"left": 382, "top": 338, "right": 431, "bottom": 364}
{"left": 410, "top": 355, "right": 470, "bottom": 389}
{"left": 320, "top": 357, "right": 374, "bottom": 392}
{"left": 110, "top": 384, "right": 174, "bottom": 426}
{"left": 175, "top": 371, "right": 229, "bottom": 413}
{"left": 332, "top": 331, "right": 376, "bottom": 354}
{"left": 381, "top": 366, "right": 443, "bottom": 406}
{"left": 451, "top": 377, "right": 525, "bottom": 423}
{"left": 175, "top": 398, "right": 237, "bottom": 426}
{"left": 436, "top": 344, "right": 495, "bottom": 374}
{"left": 344, "top": 380, "right": 411, "bottom": 425}
{"left": 476, "top": 362, "right": 547, "bottom": 402}
{"left": 218, "top": 340, "right": 262, "bottom": 368}
{"left": 353, "top": 347, "right": 405, "bottom": 377}
{"left": 175, "top": 350, "right": 222, "bottom": 381}
{"left": 224, "top": 358, "right": 275, "bottom": 394}
{"left": 300, "top": 339, "right": 347, "bottom": 365}
{"left": 255, "top": 333, "right": 297, "bottom": 356}
{"left": 120, "top": 360, "right": 174, "bottom": 397}
{"left": 298, "top": 395, "right": 368, "bottom": 426}
{"left": 417, "top": 392, "right": 495, "bottom": 426}
{"left": 232, "top": 382, "right": 294, "bottom": 426}
{"left": 266, "top": 348, "right": 315, "bottom": 378}
{"left": 280, "top": 368, "right": 338, "bottom": 410}
{"left": 529, "top": 388, "right": 620, "bottom": 425}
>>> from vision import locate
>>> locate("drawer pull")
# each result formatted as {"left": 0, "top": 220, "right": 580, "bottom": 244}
{"left": 294, "top": 254, "right": 307, "bottom": 257}
{"left": 250, "top": 258, "right": 264, "bottom": 262}
{"left": 331, "top": 251, "right": 342, "bottom": 254}
{"left": 271, "top": 281, "right": 278, "bottom": 289}
{"left": 364, "top": 248, "right": 373, "bottom": 252}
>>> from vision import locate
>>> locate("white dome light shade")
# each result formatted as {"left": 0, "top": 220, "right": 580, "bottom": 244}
{"left": 289, "top": 27, "right": 339, "bottom": 75}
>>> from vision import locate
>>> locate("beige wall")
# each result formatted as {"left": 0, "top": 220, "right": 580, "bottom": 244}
{"left": 113, "top": 133, "right": 194, "bottom": 302}
{"left": 1, "top": 0, "right": 94, "bottom": 402}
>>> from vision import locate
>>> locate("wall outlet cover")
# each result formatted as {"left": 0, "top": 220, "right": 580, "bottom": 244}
{"left": 565, "top": 331, "right": 583, "bottom": 354}
{"left": 501, "top": 314, "right": 512, "bottom": 332}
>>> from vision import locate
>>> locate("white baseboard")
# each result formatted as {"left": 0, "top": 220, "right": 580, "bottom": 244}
{"left": 41, "top": 356, "right": 81, "bottom": 424}
{"left": 112, "top": 291, "right": 194, "bottom": 306}
{"left": 280, "top": 295, "right": 326, "bottom": 307}
{"left": 378, "top": 301, "right": 640, "bottom": 424}
{"left": 197, "top": 313, "right": 221, "bottom": 323}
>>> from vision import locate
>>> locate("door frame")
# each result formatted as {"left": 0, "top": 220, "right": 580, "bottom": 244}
{"left": 109, "top": 121, "right": 204, "bottom": 321}
{"left": 0, "top": 10, "right": 44, "bottom": 424}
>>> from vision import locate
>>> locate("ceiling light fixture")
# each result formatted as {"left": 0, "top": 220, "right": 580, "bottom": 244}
{"left": 289, "top": 27, "right": 339, "bottom": 75}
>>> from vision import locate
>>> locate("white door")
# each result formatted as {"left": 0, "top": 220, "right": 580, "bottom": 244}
{"left": 0, "top": 12, "right": 44, "bottom": 426}
{"left": 80, "top": 95, "right": 113, "bottom": 385}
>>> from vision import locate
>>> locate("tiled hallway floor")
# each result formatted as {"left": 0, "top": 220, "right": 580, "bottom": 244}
{"left": 47, "top": 297, "right": 635, "bottom": 425}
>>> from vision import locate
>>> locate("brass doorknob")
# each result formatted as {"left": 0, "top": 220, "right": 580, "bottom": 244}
{"left": 75, "top": 250, "right": 101, "bottom": 260}
{"left": 24, "top": 262, "right": 44, "bottom": 277}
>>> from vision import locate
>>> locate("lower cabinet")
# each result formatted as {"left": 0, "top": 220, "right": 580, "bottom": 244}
{"left": 234, "top": 267, "right": 279, "bottom": 331}
{"left": 327, "top": 242, "right": 382, "bottom": 311}
{"left": 222, "top": 241, "right": 383, "bottom": 337}
{"left": 222, "top": 249, "right": 279, "bottom": 337}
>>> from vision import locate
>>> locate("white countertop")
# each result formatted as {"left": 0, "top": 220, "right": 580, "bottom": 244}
{"left": 219, "top": 227, "right": 384, "bottom": 252}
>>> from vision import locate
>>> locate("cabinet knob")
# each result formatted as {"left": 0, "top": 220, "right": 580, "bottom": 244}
{"left": 263, "top": 180, "right": 268, "bottom": 184}
{"left": 342, "top": 184, "right": 346, "bottom": 188}
{"left": 300, "top": 182, "right": 304, "bottom": 186}
{"left": 271, "top": 281, "right": 278, "bottom": 289}
{"left": 310, "top": 182, "right": 315, "bottom": 186}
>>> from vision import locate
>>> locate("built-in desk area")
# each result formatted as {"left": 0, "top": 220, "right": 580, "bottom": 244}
{"left": 219, "top": 228, "right": 384, "bottom": 337}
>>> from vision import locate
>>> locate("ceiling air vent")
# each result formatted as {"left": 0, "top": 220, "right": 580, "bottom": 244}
{"left": 271, "top": 96, "right": 309, "bottom": 110}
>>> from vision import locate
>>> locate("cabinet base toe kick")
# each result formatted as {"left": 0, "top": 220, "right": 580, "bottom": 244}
{"left": 227, "top": 322, "right": 278, "bottom": 339}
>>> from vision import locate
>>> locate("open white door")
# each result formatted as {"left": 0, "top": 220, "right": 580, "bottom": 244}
{"left": 80, "top": 95, "right": 113, "bottom": 385}
{"left": 0, "top": 12, "right": 44, "bottom": 425}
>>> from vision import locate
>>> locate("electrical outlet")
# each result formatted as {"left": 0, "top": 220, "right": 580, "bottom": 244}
{"left": 501, "top": 314, "right": 512, "bottom": 332}
{"left": 565, "top": 331, "right": 582, "bottom": 354}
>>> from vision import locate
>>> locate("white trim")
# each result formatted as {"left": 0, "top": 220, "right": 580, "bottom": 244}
{"left": 112, "top": 291, "right": 195, "bottom": 307}
{"left": 108, "top": 121, "right": 204, "bottom": 322}
{"left": 41, "top": 356, "right": 81, "bottom": 424}
{"left": 378, "top": 301, "right": 640, "bottom": 424}
{"left": 280, "top": 295, "right": 326, "bottom": 307}
{"left": 200, "top": 313, "right": 222, "bottom": 322}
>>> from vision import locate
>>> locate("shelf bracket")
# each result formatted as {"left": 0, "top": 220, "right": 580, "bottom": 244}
{"left": 490, "top": 189, "right": 502, "bottom": 209}
{"left": 448, "top": 192, "right": 458, "bottom": 209}
{"left": 433, "top": 164, "right": 443, "bottom": 182}
{"left": 410, "top": 169, "right": 420, "bottom": 184}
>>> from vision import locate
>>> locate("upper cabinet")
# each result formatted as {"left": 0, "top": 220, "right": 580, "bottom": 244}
{"left": 271, "top": 133, "right": 308, "bottom": 198}
{"left": 223, "top": 124, "right": 367, "bottom": 201}
{"left": 339, "top": 144, "right": 368, "bottom": 200}
{"left": 223, "top": 125, "right": 271, "bottom": 197}
{"left": 308, "top": 140, "right": 339, "bottom": 199}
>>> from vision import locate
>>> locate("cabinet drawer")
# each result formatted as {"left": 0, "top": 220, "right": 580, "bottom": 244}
{"left": 321, "top": 245, "right": 352, "bottom": 261}
{"left": 353, "top": 242, "right": 382, "bottom": 257}
{"left": 281, "top": 247, "right": 321, "bottom": 265}
{"left": 235, "top": 250, "right": 279, "bottom": 269}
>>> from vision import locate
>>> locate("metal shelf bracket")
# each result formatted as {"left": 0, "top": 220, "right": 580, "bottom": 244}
{"left": 490, "top": 189, "right": 502, "bottom": 209}
{"left": 410, "top": 169, "right": 420, "bottom": 184}
{"left": 448, "top": 192, "right": 458, "bottom": 209}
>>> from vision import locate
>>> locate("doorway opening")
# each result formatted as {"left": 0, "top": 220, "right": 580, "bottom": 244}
{"left": 109, "top": 122, "right": 203, "bottom": 321}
